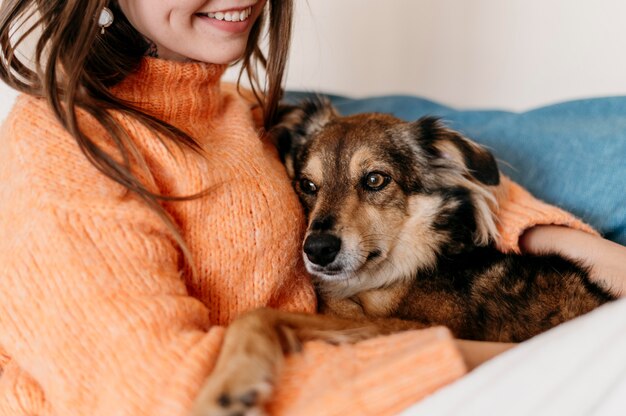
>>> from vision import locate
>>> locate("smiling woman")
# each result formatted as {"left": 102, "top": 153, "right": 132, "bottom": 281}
{"left": 1, "top": 0, "right": 625, "bottom": 415}
{"left": 0, "top": 0, "right": 475, "bottom": 414}
{"left": 117, "top": 0, "right": 266, "bottom": 62}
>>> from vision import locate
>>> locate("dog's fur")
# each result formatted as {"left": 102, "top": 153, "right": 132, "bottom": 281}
{"left": 191, "top": 99, "right": 615, "bottom": 415}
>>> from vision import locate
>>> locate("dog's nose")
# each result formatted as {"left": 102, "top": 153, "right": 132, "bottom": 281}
{"left": 303, "top": 233, "right": 341, "bottom": 266}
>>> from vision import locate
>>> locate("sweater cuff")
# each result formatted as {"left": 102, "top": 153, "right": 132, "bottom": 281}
{"left": 268, "top": 327, "right": 466, "bottom": 416}
{"left": 495, "top": 176, "right": 599, "bottom": 253}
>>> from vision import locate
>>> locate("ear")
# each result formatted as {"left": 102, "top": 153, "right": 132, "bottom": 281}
{"left": 413, "top": 117, "right": 500, "bottom": 186}
{"left": 269, "top": 97, "right": 337, "bottom": 178}
{"left": 411, "top": 117, "right": 500, "bottom": 246}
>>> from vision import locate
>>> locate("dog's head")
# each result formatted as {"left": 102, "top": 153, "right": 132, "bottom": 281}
{"left": 272, "top": 98, "right": 501, "bottom": 295}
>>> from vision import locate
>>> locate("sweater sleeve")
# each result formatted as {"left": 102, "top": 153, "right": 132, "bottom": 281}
{"left": 0, "top": 181, "right": 228, "bottom": 415}
{"left": 270, "top": 327, "right": 466, "bottom": 415}
{"left": 494, "top": 176, "right": 599, "bottom": 253}
{"left": 0, "top": 100, "right": 226, "bottom": 414}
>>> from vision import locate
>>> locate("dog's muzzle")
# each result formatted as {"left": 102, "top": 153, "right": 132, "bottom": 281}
{"left": 303, "top": 233, "right": 341, "bottom": 267}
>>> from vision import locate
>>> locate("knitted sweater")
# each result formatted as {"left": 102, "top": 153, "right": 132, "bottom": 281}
{"left": 0, "top": 58, "right": 595, "bottom": 416}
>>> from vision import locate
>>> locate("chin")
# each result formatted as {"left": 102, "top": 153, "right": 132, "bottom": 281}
{"left": 165, "top": 39, "right": 247, "bottom": 64}
{"left": 200, "top": 49, "right": 246, "bottom": 65}
{"left": 193, "top": 36, "right": 249, "bottom": 64}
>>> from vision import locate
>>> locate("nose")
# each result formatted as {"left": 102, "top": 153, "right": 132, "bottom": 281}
{"left": 303, "top": 233, "right": 341, "bottom": 266}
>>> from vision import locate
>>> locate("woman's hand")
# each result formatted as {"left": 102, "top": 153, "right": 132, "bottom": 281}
{"left": 520, "top": 225, "right": 626, "bottom": 297}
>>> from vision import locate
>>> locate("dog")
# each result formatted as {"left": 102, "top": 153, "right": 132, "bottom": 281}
{"left": 190, "top": 98, "right": 615, "bottom": 415}
{"left": 272, "top": 98, "right": 616, "bottom": 342}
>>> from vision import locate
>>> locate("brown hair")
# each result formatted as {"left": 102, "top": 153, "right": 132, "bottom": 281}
{"left": 0, "top": 0, "right": 293, "bottom": 265}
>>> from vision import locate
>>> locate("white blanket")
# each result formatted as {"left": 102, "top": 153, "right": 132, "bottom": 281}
{"left": 402, "top": 298, "right": 626, "bottom": 416}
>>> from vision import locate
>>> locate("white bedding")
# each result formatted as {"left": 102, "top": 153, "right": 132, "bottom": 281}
{"left": 402, "top": 298, "right": 626, "bottom": 416}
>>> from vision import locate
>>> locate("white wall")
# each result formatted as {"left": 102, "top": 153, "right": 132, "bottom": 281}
{"left": 3, "top": 0, "right": 626, "bottom": 123}
{"left": 0, "top": 82, "right": 18, "bottom": 124}
{"left": 285, "top": 0, "right": 626, "bottom": 111}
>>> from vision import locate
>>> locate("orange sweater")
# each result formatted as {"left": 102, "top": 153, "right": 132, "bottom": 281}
{"left": 0, "top": 58, "right": 595, "bottom": 416}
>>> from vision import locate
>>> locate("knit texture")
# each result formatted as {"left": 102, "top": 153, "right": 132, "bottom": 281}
{"left": 0, "top": 58, "right": 595, "bottom": 415}
{"left": 496, "top": 176, "right": 598, "bottom": 252}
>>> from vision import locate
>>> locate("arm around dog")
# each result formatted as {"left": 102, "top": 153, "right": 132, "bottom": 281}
{"left": 520, "top": 225, "right": 626, "bottom": 296}
{"left": 493, "top": 176, "right": 625, "bottom": 295}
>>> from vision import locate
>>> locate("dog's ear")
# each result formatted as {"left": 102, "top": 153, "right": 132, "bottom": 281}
{"left": 269, "top": 97, "right": 337, "bottom": 178}
{"left": 410, "top": 117, "right": 500, "bottom": 247}
{"left": 412, "top": 117, "right": 500, "bottom": 186}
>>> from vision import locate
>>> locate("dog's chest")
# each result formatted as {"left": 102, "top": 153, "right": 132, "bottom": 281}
{"left": 355, "top": 284, "right": 410, "bottom": 317}
{"left": 320, "top": 282, "right": 410, "bottom": 318}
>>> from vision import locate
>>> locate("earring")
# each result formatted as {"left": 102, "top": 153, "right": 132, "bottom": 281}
{"left": 98, "top": 7, "right": 114, "bottom": 34}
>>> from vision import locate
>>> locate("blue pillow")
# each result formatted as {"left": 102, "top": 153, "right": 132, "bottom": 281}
{"left": 285, "top": 92, "right": 626, "bottom": 245}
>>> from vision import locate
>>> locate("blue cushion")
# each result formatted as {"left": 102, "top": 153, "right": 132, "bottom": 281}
{"left": 285, "top": 92, "right": 626, "bottom": 245}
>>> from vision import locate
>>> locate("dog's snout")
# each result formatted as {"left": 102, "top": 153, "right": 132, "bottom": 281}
{"left": 303, "top": 233, "right": 341, "bottom": 266}
{"left": 310, "top": 215, "right": 335, "bottom": 231}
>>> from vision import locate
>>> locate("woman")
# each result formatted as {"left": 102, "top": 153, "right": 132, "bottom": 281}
{"left": 0, "top": 1, "right": 624, "bottom": 415}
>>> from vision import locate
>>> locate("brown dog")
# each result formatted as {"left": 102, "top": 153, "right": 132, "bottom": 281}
{"left": 274, "top": 98, "right": 615, "bottom": 341}
{"left": 190, "top": 99, "right": 615, "bottom": 415}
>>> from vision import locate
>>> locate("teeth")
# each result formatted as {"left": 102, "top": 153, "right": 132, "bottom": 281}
{"left": 202, "top": 6, "right": 252, "bottom": 22}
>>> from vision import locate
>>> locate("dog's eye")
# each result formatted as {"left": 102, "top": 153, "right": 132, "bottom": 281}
{"left": 363, "top": 172, "right": 391, "bottom": 191}
{"left": 299, "top": 178, "right": 318, "bottom": 195}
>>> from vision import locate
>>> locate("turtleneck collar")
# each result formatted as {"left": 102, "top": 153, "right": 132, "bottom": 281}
{"left": 112, "top": 57, "right": 227, "bottom": 135}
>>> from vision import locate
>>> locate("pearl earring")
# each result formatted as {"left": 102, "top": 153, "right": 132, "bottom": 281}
{"left": 98, "top": 7, "right": 114, "bottom": 34}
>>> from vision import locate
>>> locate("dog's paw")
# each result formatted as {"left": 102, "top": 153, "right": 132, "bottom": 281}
{"left": 189, "top": 361, "right": 274, "bottom": 416}
{"left": 190, "top": 379, "right": 272, "bottom": 416}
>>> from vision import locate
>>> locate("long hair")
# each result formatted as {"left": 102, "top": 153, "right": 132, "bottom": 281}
{"left": 0, "top": 0, "right": 293, "bottom": 266}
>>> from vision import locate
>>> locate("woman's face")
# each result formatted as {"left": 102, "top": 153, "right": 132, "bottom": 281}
{"left": 117, "top": 0, "right": 266, "bottom": 63}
